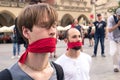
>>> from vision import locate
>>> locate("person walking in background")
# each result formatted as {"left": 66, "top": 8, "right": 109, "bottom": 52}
{"left": 56, "top": 28, "right": 91, "bottom": 80}
{"left": 87, "top": 22, "right": 94, "bottom": 47}
{"left": 12, "top": 27, "right": 21, "bottom": 59}
{"left": 92, "top": 14, "right": 107, "bottom": 57}
{"left": 0, "top": 3, "right": 64, "bottom": 80}
{"left": 107, "top": 8, "right": 120, "bottom": 72}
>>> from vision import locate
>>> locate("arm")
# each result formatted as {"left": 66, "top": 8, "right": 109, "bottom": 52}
{"left": 107, "top": 16, "right": 120, "bottom": 33}
{"left": 104, "top": 22, "right": 108, "bottom": 38}
{"left": 105, "top": 27, "right": 108, "bottom": 38}
{"left": 108, "top": 24, "right": 119, "bottom": 32}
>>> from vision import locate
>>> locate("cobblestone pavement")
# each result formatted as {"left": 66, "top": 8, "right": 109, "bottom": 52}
{"left": 0, "top": 39, "right": 120, "bottom": 80}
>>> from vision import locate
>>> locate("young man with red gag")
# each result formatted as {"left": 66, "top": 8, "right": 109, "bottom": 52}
{"left": 0, "top": 3, "right": 64, "bottom": 80}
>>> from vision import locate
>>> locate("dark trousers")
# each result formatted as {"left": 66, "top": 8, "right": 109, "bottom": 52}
{"left": 94, "top": 35, "right": 105, "bottom": 55}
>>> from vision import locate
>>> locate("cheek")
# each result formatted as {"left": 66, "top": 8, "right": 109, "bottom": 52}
{"left": 31, "top": 29, "right": 48, "bottom": 40}
{"left": 36, "top": 30, "right": 48, "bottom": 39}
{"left": 68, "top": 37, "right": 76, "bottom": 42}
{"left": 80, "top": 38, "right": 82, "bottom": 42}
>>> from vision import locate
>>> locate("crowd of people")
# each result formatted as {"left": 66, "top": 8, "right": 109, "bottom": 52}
{"left": 0, "top": 0, "right": 120, "bottom": 80}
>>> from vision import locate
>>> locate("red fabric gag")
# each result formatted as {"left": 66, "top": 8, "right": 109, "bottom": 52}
{"left": 19, "top": 38, "right": 56, "bottom": 64}
{"left": 67, "top": 41, "right": 82, "bottom": 50}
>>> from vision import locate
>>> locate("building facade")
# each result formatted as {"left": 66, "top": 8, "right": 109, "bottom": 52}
{"left": 0, "top": 0, "right": 93, "bottom": 27}
{"left": 95, "top": 0, "right": 119, "bottom": 21}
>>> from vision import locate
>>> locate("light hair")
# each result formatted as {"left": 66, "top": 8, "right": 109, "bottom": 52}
{"left": 17, "top": 3, "right": 58, "bottom": 42}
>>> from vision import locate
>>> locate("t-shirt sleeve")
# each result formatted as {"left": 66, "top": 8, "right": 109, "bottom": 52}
{"left": 107, "top": 16, "right": 114, "bottom": 28}
{"left": 104, "top": 21, "right": 107, "bottom": 27}
{"left": 93, "top": 22, "right": 96, "bottom": 26}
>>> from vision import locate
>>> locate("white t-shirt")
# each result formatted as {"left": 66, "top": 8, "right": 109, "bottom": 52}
{"left": 55, "top": 52, "right": 92, "bottom": 80}
{"left": 107, "top": 15, "right": 120, "bottom": 42}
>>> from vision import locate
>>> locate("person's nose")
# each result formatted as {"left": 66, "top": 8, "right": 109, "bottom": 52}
{"left": 49, "top": 27, "right": 56, "bottom": 37}
{"left": 77, "top": 36, "right": 82, "bottom": 42}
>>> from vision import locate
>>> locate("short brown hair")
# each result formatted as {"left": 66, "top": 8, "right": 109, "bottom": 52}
{"left": 97, "top": 13, "right": 101, "bottom": 17}
{"left": 29, "top": 0, "right": 42, "bottom": 4}
{"left": 17, "top": 3, "right": 58, "bottom": 41}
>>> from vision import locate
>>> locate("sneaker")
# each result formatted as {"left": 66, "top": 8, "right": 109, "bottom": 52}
{"left": 11, "top": 56, "right": 15, "bottom": 59}
{"left": 17, "top": 55, "right": 20, "bottom": 58}
{"left": 92, "top": 54, "right": 96, "bottom": 57}
{"left": 101, "top": 54, "right": 106, "bottom": 57}
{"left": 114, "top": 68, "right": 119, "bottom": 72}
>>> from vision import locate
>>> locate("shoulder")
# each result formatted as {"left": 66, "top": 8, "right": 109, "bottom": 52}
{"left": 51, "top": 61, "right": 63, "bottom": 71}
{"left": 102, "top": 21, "right": 107, "bottom": 26}
{"left": 51, "top": 61, "right": 64, "bottom": 80}
{"left": 55, "top": 54, "right": 66, "bottom": 64}
{"left": 102, "top": 20, "right": 106, "bottom": 23}
{"left": 93, "top": 21, "right": 97, "bottom": 24}
{"left": 107, "top": 15, "right": 114, "bottom": 22}
{"left": 80, "top": 52, "right": 92, "bottom": 62}
{"left": 93, "top": 21, "right": 98, "bottom": 25}
{"left": 0, "top": 69, "right": 12, "bottom": 80}
{"left": 81, "top": 52, "right": 91, "bottom": 57}
{"left": 107, "top": 15, "right": 115, "bottom": 27}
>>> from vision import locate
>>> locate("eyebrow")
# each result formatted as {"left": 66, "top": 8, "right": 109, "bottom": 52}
{"left": 72, "top": 34, "right": 81, "bottom": 38}
{"left": 37, "top": 21, "right": 57, "bottom": 28}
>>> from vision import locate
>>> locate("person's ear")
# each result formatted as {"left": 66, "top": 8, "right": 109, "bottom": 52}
{"left": 22, "top": 26, "right": 30, "bottom": 39}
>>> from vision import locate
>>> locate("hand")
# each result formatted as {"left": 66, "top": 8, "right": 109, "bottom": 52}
{"left": 117, "top": 20, "right": 120, "bottom": 27}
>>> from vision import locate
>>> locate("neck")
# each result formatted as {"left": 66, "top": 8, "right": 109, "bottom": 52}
{"left": 66, "top": 49, "right": 80, "bottom": 59}
{"left": 98, "top": 19, "right": 102, "bottom": 22}
{"left": 25, "top": 52, "right": 49, "bottom": 71}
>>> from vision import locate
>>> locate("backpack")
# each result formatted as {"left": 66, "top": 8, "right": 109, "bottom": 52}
{"left": 113, "top": 15, "right": 118, "bottom": 24}
{"left": 113, "top": 15, "right": 120, "bottom": 30}
{"left": 0, "top": 61, "right": 64, "bottom": 80}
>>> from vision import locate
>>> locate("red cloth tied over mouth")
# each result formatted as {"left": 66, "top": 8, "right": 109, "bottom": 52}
{"left": 67, "top": 41, "right": 82, "bottom": 50}
{"left": 19, "top": 38, "right": 56, "bottom": 64}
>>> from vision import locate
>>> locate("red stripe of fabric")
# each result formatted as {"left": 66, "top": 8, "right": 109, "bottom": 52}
{"left": 67, "top": 41, "right": 82, "bottom": 50}
{"left": 19, "top": 38, "right": 56, "bottom": 64}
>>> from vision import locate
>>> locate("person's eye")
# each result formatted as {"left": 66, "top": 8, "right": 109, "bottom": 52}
{"left": 79, "top": 35, "right": 81, "bottom": 38}
{"left": 72, "top": 35, "right": 77, "bottom": 38}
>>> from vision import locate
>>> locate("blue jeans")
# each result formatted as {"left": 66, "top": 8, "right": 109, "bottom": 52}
{"left": 94, "top": 35, "right": 105, "bottom": 55}
{"left": 13, "top": 43, "right": 20, "bottom": 56}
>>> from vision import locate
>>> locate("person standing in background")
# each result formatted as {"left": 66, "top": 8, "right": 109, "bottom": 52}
{"left": 87, "top": 22, "right": 94, "bottom": 47}
{"left": 92, "top": 14, "right": 107, "bottom": 57}
{"left": 11, "top": 27, "right": 21, "bottom": 59}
